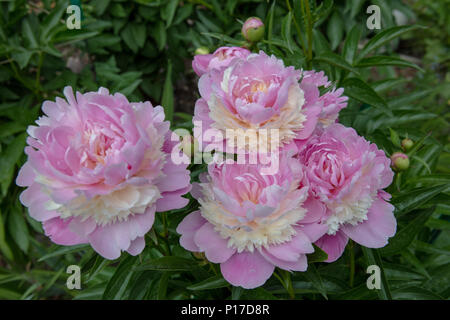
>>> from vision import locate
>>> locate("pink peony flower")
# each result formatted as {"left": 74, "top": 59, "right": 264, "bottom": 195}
{"left": 299, "top": 71, "right": 348, "bottom": 130}
{"left": 16, "top": 87, "right": 191, "bottom": 260}
{"left": 295, "top": 124, "right": 396, "bottom": 262}
{"left": 194, "top": 51, "right": 322, "bottom": 154}
{"left": 192, "top": 46, "right": 251, "bottom": 77}
{"left": 177, "top": 153, "right": 326, "bottom": 289}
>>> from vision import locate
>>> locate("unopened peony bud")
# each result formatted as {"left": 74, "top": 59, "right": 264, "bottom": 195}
{"left": 391, "top": 152, "right": 410, "bottom": 171}
{"left": 242, "top": 17, "right": 265, "bottom": 43}
{"left": 195, "top": 46, "right": 210, "bottom": 55}
{"left": 401, "top": 138, "right": 414, "bottom": 151}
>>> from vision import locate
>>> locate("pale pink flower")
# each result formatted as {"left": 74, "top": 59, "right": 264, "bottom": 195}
{"left": 177, "top": 153, "right": 326, "bottom": 289}
{"left": 194, "top": 51, "right": 321, "bottom": 154}
{"left": 192, "top": 46, "right": 250, "bottom": 77}
{"left": 295, "top": 124, "right": 396, "bottom": 262}
{"left": 299, "top": 70, "right": 348, "bottom": 130}
{"left": 16, "top": 87, "right": 191, "bottom": 259}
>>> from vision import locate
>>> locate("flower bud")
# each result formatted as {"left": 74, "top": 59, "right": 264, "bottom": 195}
{"left": 242, "top": 17, "right": 265, "bottom": 43}
{"left": 401, "top": 138, "right": 414, "bottom": 151}
{"left": 391, "top": 152, "right": 410, "bottom": 171}
{"left": 194, "top": 46, "right": 210, "bottom": 55}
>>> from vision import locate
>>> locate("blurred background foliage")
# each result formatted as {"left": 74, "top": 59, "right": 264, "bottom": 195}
{"left": 0, "top": 0, "right": 449, "bottom": 300}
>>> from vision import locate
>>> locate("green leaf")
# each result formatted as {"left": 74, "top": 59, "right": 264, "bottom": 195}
{"left": 412, "top": 240, "right": 450, "bottom": 256}
{"left": 240, "top": 287, "right": 277, "bottom": 300}
{"left": 372, "top": 78, "right": 407, "bottom": 93}
{"left": 40, "top": 0, "right": 66, "bottom": 43}
{"left": 405, "top": 174, "right": 450, "bottom": 186}
{"left": 314, "top": 51, "right": 360, "bottom": 74}
{"left": 0, "top": 210, "right": 13, "bottom": 261}
{"left": 267, "top": 0, "right": 276, "bottom": 54}
{"left": 392, "top": 184, "right": 449, "bottom": 216}
{"left": 152, "top": 21, "right": 166, "bottom": 51}
{"left": 0, "top": 288, "right": 21, "bottom": 299}
{"left": 121, "top": 25, "right": 138, "bottom": 53}
{"left": 342, "top": 25, "right": 361, "bottom": 64}
{"left": 389, "top": 128, "right": 401, "bottom": 148}
{"left": 303, "top": 264, "right": 327, "bottom": 299}
{"left": 162, "top": 0, "right": 179, "bottom": 27}
{"left": 326, "top": 10, "right": 344, "bottom": 51}
{"left": 22, "top": 18, "right": 39, "bottom": 48}
{"left": 8, "top": 207, "right": 29, "bottom": 253}
{"left": 381, "top": 206, "right": 436, "bottom": 256}
{"left": 187, "top": 275, "right": 229, "bottom": 290}
{"left": 361, "top": 248, "right": 392, "bottom": 300}
{"left": 38, "top": 244, "right": 90, "bottom": 262}
{"left": 157, "top": 272, "right": 170, "bottom": 300}
{"left": 355, "top": 56, "right": 424, "bottom": 72}
{"left": 0, "top": 122, "right": 26, "bottom": 139}
{"left": 231, "top": 286, "right": 243, "bottom": 300}
{"left": 392, "top": 286, "right": 443, "bottom": 300}
{"left": 342, "top": 78, "right": 390, "bottom": 115}
{"left": 426, "top": 218, "right": 450, "bottom": 231}
{"left": 134, "top": 256, "right": 198, "bottom": 272}
{"left": 201, "top": 32, "right": 245, "bottom": 47}
{"left": 281, "top": 12, "right": 293, "bottom": 53}
{"left": 0, "top": 133, "right": 27, "bottom": 197}
{"left": 87, "top": 256, "right": 110, "bottom": 282}
{"left": 307, "top": 244, "right": 328, "bottom": 263}
{"left": 128, "top": 271, "right": 158, "bottom": 300}
{"left": 11, "top": 48, "right": 33, "bottom": 69}
{"left": 357, "top": 25, "right": 425, "bottom": 60}
{"left": 53, "top": 29, "right": 99, "bottom": 45}
{"left": 103, "top": 255, "right": 138, "bottom": 300}
{"left": 161, "top": 61, "right": 174, "bottom": 122}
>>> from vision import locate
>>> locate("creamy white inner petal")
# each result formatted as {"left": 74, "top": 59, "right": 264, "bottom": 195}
{"left": 51, "top": 184, "right": 162, "bottom": 226}
{"left": 198, "top": 181, "right": 307, "bottom": 252}
{"left": 325, "top": 193, "right": 375, "bottom": 235}
{"left": 209, "top": 84, "right": 306, "bottom": 152}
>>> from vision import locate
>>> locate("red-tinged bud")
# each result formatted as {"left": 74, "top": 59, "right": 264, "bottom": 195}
{"left": 391, "top": 152, "right": 410, "bottom": 171}
{"left": 242, "top": 17, "right": 265, "bottom": 43}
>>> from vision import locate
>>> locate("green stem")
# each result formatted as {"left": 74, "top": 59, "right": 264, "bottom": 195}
{"left": 285, "top": 0, "right": 308, "bottom": 59}
{"left": 349, "top": 240, "right": 355, "bottom": 287}
{"left": 302, "top": 0, "right": 314, "bottom": 68}
{"left": 7, "top": 56, "right": 37, "bottom": 94}
{"left": 274, "top": 270, "right": 295, "bottom": 299}
{"left": 35, "top": 51, "right": 44, "bottom": 93}
{"left": 161, "top": 213, "right": 172, "bottom": 255}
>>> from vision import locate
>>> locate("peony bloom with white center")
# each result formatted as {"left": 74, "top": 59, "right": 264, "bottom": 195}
{"left": 194, "top": 51, "right": 322, "bottom": 155}
{"left": 177, "top": 153, "right": 325, "bottom": 289}
{"left": 295, "top": 124, "right": 396, "bottom": 262}
{"left": 16, "top": 87, "right": 191, "bottom": 260}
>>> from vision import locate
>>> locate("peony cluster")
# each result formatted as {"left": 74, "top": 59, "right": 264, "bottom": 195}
{"left": 16, "top": 46, "right": 396, "bottom": 289}
{"left": 179, "top": 47, "right": 396, "bottom": 288}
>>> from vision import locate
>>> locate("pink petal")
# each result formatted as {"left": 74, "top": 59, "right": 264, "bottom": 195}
{"left": 43, "top": 218, "right": 87, "bottom": 246}
{"left": 126, "top": 236, "right": 146, "bottom": 256}
{"left": 265, "top": 230, "right": 313, "bottom": 262}
{"left": 260, "top": 249, "right": 308, "bottom": 272}
{"left": 220, "top": 251, "right": 275, "bottom": 289}
{"left": 16, "top": 163, "right": 35, "bottom": 187}
{"left": 315, "top": 231, "right": 349, "bottom": 263}
{"left": 194, "top": 222, "right": 235, "bottom": 263}
{"left": 341, "top": 198, "right": 396, "bottom": 248}
{"left": 297, "top": 222, "right": 329, "bottom": 243}
{"left": 176, "top": 211, "right": 206, "bottom": 251}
